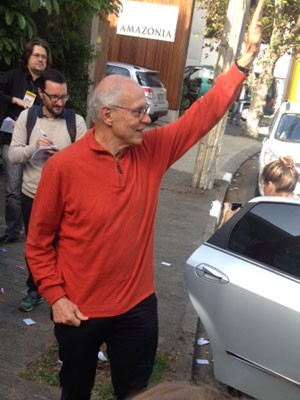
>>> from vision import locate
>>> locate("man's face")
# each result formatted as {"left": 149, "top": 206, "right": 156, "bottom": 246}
{"left": 40, "top": 81, "right": 68, "bottom": 118}
{"left": 110, "top": 84, "right": 151, "bottom": 148}
{"left": 27, "top": 45, "right": 48, "bottom": 75}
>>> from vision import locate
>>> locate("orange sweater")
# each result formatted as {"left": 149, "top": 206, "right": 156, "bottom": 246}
{"left": 26, "top": 64, "right": 245, "bottom": 318}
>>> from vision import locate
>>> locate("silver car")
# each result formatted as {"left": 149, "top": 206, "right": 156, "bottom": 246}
{"left": 106, "top": 61, "right": 169, "bottom": 122}
{"left": 186, "top": 196, "right": 300, "bottom": 400}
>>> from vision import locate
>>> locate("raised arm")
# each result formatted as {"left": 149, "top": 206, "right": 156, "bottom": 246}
{"left": 237, "top": 0, "right": 266, "bottom": 69}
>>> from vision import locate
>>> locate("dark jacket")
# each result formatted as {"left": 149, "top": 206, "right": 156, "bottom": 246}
{"left": 0, "top": 67, "right": 42, "bottom": 144}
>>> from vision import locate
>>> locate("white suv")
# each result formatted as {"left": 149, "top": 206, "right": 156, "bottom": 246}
{"left": 258, "top": 101, "right": 300, "bottom": 194}
{"left": 106, "top": 62, "right": 169, "bottom": 122}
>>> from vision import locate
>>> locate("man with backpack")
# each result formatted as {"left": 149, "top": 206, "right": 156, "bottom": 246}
{"left": 8, "top": 68, "right": 87, "bottom": 312}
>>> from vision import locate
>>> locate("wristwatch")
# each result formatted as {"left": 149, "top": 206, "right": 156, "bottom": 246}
{"left": 235, "top": 60, "right": 250, "bottom": 75}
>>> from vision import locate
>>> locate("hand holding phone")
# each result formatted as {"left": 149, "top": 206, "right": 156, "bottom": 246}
{"left": 231, "top": 202, "right": 242, "bottom": 211}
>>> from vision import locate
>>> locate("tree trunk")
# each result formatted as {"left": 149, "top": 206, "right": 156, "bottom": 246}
{"left": 192, "top": 0, "right": 251, "bottom": 189}
{"left": 245, "top": 0, "right": 287, "bottom": 137}
{"left": 245, "top": 47, "right": 278, "bottom": 137}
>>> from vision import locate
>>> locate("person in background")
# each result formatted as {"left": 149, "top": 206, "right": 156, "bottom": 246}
{"left": 228, "top": 82, "right": 249, "bottom": 126}
{"left": 222, "top": 156, "right": 298, "bottom": 224}
{"left": 0, "top": 38, "right": 52, "bottom": 245}
{"left": 9, "top": 68, "right": 87, "bottom": 312}
{"left": 261, "top": 156, "right": 298, "bottom": 197}
{"left": 25, "top": 2, "right": 264, "bottom": 399}
{"left": 131, "top": 382, "right": 236, "bottom": 400}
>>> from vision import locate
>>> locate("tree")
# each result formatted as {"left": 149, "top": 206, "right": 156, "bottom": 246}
{"left": 193, "top": 0, "right": 253, "bottom": 189}
{"left": 198, "top": 0, "right": 300, "bottom": 137}
{"left": 34, "top": 0, "right": 122, "bottom": 117}
{"left": 0, "top": 0, "right": 59, "bottom": 66}
{"left": 246, "top": 0, "right": 300, "bottom": 137}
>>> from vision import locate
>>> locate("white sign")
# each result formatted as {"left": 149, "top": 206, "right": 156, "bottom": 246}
{"left": 117, "top": 1, "right": 179, "bottom": 43}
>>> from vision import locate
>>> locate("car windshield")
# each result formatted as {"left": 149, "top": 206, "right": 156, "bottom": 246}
{"left": 274, "top": 113, "right": 300, "bottom": 142}
{"left": 136, "top": 72, "right": 163, "bottom": 87}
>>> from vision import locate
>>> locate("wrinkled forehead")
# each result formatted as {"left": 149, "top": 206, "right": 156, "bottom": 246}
{"left": 101, "top": 75, "right": 145, "bottom": 104}
{"left": 121, "top": 81, "right": 146, "bottom": 105}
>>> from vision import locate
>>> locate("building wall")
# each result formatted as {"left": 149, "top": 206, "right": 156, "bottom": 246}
{"left": 285, "top": 59, "right": 300, "bottom": 101}
{"left": 107, "top": 0, "right": 195, "bottom": 113}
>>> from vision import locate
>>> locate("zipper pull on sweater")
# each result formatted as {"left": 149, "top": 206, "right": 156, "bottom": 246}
{"left": 114, "top": 156, "right": 123, "bottom": 174}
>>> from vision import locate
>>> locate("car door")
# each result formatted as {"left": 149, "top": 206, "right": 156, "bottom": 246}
{"left": 186, "top": 200, "right": 300, "bottom": 400}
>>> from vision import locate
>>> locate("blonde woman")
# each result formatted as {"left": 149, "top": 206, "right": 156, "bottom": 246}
{"left": 222, "top": 156, "right": 298, "bottom": 224}
{"left": 261, "top": 156, "right": 298, "bottom": 197}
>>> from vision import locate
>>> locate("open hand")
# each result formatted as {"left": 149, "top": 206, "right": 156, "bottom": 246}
{"left": 238, "top": 0, "right": 267, "bottom": 68}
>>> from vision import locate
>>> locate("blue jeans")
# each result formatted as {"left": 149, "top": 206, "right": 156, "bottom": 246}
{"left": 2, "top": 144, "right": 23, "bottom": 236}
{"left": 55, "top": 294, "right": 158, "bottom": 400}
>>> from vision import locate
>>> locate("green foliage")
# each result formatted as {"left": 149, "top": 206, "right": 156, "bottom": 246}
{"left": 197, "top": 0, "right": 229, "bottom": 39}
{"left": 198, "top": 0, "right": 300, "bottom": 57}
{"left": 0, "top": 0, "right": 59, "bottom": 66}
{"left": 35, "top": 9, "right": 94, "bottom": 117}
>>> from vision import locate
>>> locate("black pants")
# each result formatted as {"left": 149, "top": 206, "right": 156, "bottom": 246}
{"left": 21, "top": 193, "right": 37, "bottom": 293}
{"left": 55, "top": 294, "right": 158, "bottom": 400}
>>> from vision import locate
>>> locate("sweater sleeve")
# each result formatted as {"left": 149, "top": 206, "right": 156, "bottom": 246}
{"left": 8, "top": 109, "right": 36, "bottom": 164}
{"left": 26, "top": 161, "right": 66, "bottom": 304}
{"left": 145, "top": 63, "right": 247, "bottom": 170}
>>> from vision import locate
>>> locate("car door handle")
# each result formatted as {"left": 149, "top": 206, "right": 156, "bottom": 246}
{"left": 195, "top": 263, "right": 229, "bottom": 283}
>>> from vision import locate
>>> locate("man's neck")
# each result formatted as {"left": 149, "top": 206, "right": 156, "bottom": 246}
{"left": 94, "top": 125, "right": 127, "bottom": 156}
{"left": 27, "top": 67, "right": 41, "bottom": 82}
{"left": 42, "top": 105, "right": 60, "bottom": 119}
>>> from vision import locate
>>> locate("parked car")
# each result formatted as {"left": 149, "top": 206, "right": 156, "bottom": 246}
{"left": 106, "top": 62, "right": 169, "bottom": 122}
{"left": 258, "top": 101, "right": 300, "bottom": 194}
{"left": 186, "top": 195, "right": 300, "bottom": 400}
{"left": 181, "top": 65, "right": 215, "bottom": 110}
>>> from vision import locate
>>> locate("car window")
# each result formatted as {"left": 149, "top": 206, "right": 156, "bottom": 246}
{"left": 106, "top": 66, "right": 130, "bottom": 77}
{"left": 227, "top": 203, "right": 300, "bottom": 278}
{"left": 136, "top": 72, "right": 163, "bottom": 87}
{"left": 274, "top": 114, "right": 300, "bottom": 141}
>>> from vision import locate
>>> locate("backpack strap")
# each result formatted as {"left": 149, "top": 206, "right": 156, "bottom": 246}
{"left": 64, "top": 108, "right": 76, "bottom": 143}
{"left": 26, "top": 106, "right": 40, "bottom": 144}
{"left": 26, "top": 106, "right": 77, "bottom": 144}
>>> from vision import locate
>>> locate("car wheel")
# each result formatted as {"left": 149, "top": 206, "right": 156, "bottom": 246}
{"left": 241, "top": 106, "right": 249, "bottom": 121}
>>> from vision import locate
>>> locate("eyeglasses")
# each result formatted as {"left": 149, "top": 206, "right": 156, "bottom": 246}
{"left": 111, "top": 104, "right": 150, "bottom": 119}
{"left": 31, "top": 53, "right": 47, "bottom": 60}
{"left": 43, "top": 90, "right": 70, "bottom": 103}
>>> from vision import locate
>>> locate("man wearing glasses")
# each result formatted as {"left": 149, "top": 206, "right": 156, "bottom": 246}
{"left": 26, "top": 2, "right": 264, "bottom": 398}
{"left": 0, "top": 38, "right": 52, "bottom": 246}
{"left": 8, "top": 68, "right": 87, "bottom": 312}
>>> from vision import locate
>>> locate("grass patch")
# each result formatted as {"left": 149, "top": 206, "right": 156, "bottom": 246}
{"left": 21, "top": 342, "right": 174, "bottom": 400}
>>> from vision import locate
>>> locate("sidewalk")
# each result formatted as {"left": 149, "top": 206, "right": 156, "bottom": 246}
{"left": 0, "top": 125, "right": 261, "bottom": 399}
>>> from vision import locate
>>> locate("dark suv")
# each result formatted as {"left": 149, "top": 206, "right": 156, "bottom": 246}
{"left": 106, "top": 62, "right": 169, "bottom": 122}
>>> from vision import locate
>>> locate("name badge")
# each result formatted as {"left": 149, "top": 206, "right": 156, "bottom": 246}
{"left": 23, "top": 91, "right": 36, "bottom": 107}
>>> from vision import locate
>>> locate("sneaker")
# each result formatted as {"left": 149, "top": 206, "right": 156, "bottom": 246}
{"left": 0, "top": 234, "right": 19, "bottom": 245}
{"left": 19, "top": 292, "right": 44, "bottom": 312}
